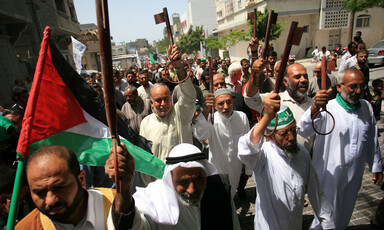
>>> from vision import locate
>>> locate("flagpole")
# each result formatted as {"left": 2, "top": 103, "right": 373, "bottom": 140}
{"left": 6, "top": 26, "right": 52, "bottom": 230}
{"left": 95, "top": 0, "right": 121, "bottom": 192}
{"left": 6, "top": 159, "right": 26, "bottom": 230}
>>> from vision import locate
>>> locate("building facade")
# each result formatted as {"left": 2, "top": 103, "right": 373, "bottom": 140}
{"left": 214, "top": 0, "right": 384, "bottom": 61}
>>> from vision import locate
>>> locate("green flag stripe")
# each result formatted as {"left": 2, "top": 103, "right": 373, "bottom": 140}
{"left": 29, "top": 131, "right": 165, "bottom": 178}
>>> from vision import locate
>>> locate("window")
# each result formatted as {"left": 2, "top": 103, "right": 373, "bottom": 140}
{"left": 356, "top": 15, "right": 371, "bottom": 28}
{"left": 238, "top": 0, "right": 242, "bottom": 10}
{"left": 303, "top": 25, "right": 309, "bottom": 32}
{"left": 55, "top": 0, "right": 65, "bottom": 13}
{"left": 217, "top": 10, "right": 223, "bottom": 18}
{"left": 225, "top": 0, "right": 234, "bottom": 15}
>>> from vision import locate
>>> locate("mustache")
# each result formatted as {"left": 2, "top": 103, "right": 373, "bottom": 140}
{"left": 297, "top": 82, "right": 308, "bottom": 88}
{"left": 45, "top": 202, "right": 67, "bottom": 211}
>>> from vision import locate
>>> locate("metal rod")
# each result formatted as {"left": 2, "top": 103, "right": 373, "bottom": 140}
{"left": 208, "top": 56, "right": 214, "bottom": 124}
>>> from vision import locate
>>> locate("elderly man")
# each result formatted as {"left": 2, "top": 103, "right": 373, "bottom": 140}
{"left": 140, "top": 44, "right": 196, "bottom": 163}
{"left": 238, "top": 93, "right": 335, "bottom": 230}
{"left": 194, "top": 88, "right": 249, "bottom": 198}
{"left": 226, "top": 63, "right": 242, "bottom": 94}
{"left": 16, "top": 145, "right": 112, "bottom": 229}
{"left": 307, "top": 61, "right": 338, "bottom": 99}
{"left": 298, "top": 69, "right": 383, "bottom": 230}
{"left": 106, "top": 143, "right": 240, "bottom": 229}
{"left": 245, "top": 56, "right": 314, "bottom": 151}
{"left": 121, "top": 85, "right": 152, "bottom": 133}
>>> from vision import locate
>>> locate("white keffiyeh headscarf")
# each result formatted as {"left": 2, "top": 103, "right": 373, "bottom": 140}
{"left": 133, "top": 143, "right": 217, "bottom": 225}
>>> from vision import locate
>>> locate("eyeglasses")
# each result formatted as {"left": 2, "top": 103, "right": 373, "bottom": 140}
{"left": 217, "top": 99, "right": 232, "bottom": 106}
{"left": 275, "top": 127, "right": 297, "bottom": 137}
{"left": 341, "top": 83, "right": 367, "bottom": 91}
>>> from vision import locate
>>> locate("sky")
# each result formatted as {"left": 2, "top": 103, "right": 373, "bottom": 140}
{"left": 73, "top": 0, "right": 188, "bottom": 44}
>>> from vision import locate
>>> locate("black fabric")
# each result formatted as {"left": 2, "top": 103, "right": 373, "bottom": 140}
{"left": 201, "top": 174, "right": 233, "bottom": 230}
{"left": 49, "top": 42, "right": 153, "bottom": 153}
{"left": 111, "top": 199, "right": 136, "bottom": 230}
{"left": 165, "top": 152, "right": 207, "bottom": 164}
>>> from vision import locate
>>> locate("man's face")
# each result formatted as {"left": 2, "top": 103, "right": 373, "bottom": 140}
{"left": 125, "top": 89, "right": 138, "bottom": 105}
{"left": 27, "top": 156, "right": 84, "bottom": 223}
{"left": 272, "top": 122, "right": 299, "bottom": 157}
{"left": 150, "top": 85, "right": 172, "bottom": 118}
{"left": 126, "top": 73, "right": 136, "bottom": 84}
{"left": 357, "top": 43, "right": 366, "bottom": 52}
{"left": 215, "top": 94, "right": 233, "bottom": 118}
{"left": 138, "top": 74, "right": 149, "bottom": 87}
{"left": 17, "top": 92, "right": 29, "bottom": 108}
{"left": 284, "top": 64, "right": 309, "bottom": 99}
{"left": 349, "top": 44, "right": 357, "bottom": 55}
{"left": 161, "top": 70, "right": 170, "bottom": 79}
{"left": 357, "top": 52, "right": 368, "bottom": 65}
{"left": 241, "top": 60, "right": 250, "bottom": 71}
{"left": 313, "top": 63, "right": 322, "bottom": 79}
{"left": 267, "top": 56, "right": 277, "bottom": 65}
{"left": 337, "top": 70, "right": 365, "bottom": 105}
{"left": 4, "top": 114, "right": 21, "bottom": 131}
{"left": 221, "top": 61, "right": 227, "bottom": 69}
{"left": 200, "top": 61, "right": 206, "bottom": 68}
{"left": 213, "top": 75, "right": 226, "bottom": 91}
{"left": 274, "top": 62, "right": 281, "bottom": 78}
{"left": 172, "top": 166, "right": 206, "bottom": 207}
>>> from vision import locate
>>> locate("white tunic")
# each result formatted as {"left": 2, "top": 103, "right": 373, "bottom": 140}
{"left": 244, "top": 90, "right": 314, "bottom": 151}
{"left": 298, "top": 99, "right": 383, "bottom": 230}
{"left": 140, "top": 79, "right": 196, "bottom": 162}
{"left": 238, "top": 129, "right": 335, "bottom": 230}
{"left": 194, "top": 111, "right": 250, "bottom": 198}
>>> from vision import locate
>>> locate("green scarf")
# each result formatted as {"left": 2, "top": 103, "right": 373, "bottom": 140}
{"left": 336, "top": 93, "right": 361, "bottom": 111}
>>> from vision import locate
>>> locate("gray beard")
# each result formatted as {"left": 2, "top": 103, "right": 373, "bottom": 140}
{"left": 283, "top": 145, "right": 299, "bottom": 159}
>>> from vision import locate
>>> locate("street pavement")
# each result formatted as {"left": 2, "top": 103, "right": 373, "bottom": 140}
{"left": 234, "top": 58, "right": 384, "bottom": 229}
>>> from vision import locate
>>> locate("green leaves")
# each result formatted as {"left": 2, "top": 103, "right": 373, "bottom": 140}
{"left": 342, "top": 0, "right": 384, "bottom": 13}
{"left": 247, "top": 6, "right": 284, "bottom": 42}
{"left": 177, "top": 25, "right": 205, "bottom": 54}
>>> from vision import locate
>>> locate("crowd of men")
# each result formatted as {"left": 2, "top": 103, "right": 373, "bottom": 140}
{"left": 0, "top": 34, "right": 383, "bottom": 230}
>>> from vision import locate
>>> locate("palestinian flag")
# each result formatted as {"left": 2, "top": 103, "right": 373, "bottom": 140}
{"left": 17, "top": 26, "right": 165, "bottom": 179}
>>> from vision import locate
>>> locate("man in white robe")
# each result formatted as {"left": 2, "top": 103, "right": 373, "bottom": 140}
{"left": 238, "top": 93, "right": 335, "bottom": 230}
{"left": 194, "top": 88, "right": 250, "bottom": 198}
{"left": 298, "top": 69, "right": 383, "bottom": 230}
{"left": 244, "top": 50, "right": 314, "bottom": 152}
{"left": 106, "top": 143, "right": 241, "bottom": 230}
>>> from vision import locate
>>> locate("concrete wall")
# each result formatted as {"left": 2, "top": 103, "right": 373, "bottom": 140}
{"left": 185, "top": 0, "right": 217, "bottom": 34}
{"left": 354, "top": 8, "right": 384, "bottom": 48}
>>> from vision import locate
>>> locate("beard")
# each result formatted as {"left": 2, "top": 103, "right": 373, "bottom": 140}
{"left": 153, "top": 104, "right": 172, "bottom": 118}
{"left": 39, "top": 183, "right": 85, "bottom": 223}
{"left": 340, "top": 86, "right": 360, "bottom": 105}
{"left": 177, "top": 190, "right": 204, "bottom": 207}
{"left": 273, "top": 137, "right": 299, "bottom": 159}
{"left": 287, "top": 80, "right": 308, "bottom": 99}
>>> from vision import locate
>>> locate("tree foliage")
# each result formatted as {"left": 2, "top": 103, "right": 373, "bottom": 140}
{"left": 156, "top": 36, "right": 169, "bottom": 54}
{"left": 247, "top": 6, "right": 285, "bottom": 42}
{"left": 205, "top": 30, "right": 249, "bottom": 51}
{"left": 177, "top": 26, "right": 205, "bottom": 54}
{"left": 342, "top": 0, "right": 384, "bottom": 12}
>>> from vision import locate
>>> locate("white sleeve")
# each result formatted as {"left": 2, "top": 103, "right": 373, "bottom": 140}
{"left": 193, "top": 112, "right": 213, "bottom": 140}
{"left": 243, "top": 84, "right": 266, "bottom": 112}
{"left": 237, "top": 126, "right": 264, "bottom": 170}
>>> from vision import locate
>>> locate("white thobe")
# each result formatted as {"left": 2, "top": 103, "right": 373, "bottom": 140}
{"left": 140, "top": 79, "right": 196, "bottom": 162}
{"left": 338, "top": 51, "right": 354, "bottom": 74}
{"left": 298, "top": 99, "right": 383, "bottom": 230}
{"left": 193, "top": 111, "right": 250, "bottom": 198}
{"left": 238, "top": 128, "right": 335, "bottom": 230}
{"left": 244, "top": 90, "right": 314, "bottom": 151}
{"left": 137, "top": 83, "right": 154, "bottom": 100}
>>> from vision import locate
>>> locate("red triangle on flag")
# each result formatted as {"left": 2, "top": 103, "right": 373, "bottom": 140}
{"left": 17, "top": 27, "right": 86, "bottom": 158}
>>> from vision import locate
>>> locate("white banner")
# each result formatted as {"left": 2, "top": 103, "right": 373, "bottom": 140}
{"left": 136, "top": 50, "right": 142, "bottom": 68}
{"left": 71, "top": 36, "right": 86, "bottom": 74}
{"left": 200, "top": 41, "right": 206, "bottom": 59}
{"left": 156, "top": 47, "right": 166, "bottom": 64}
